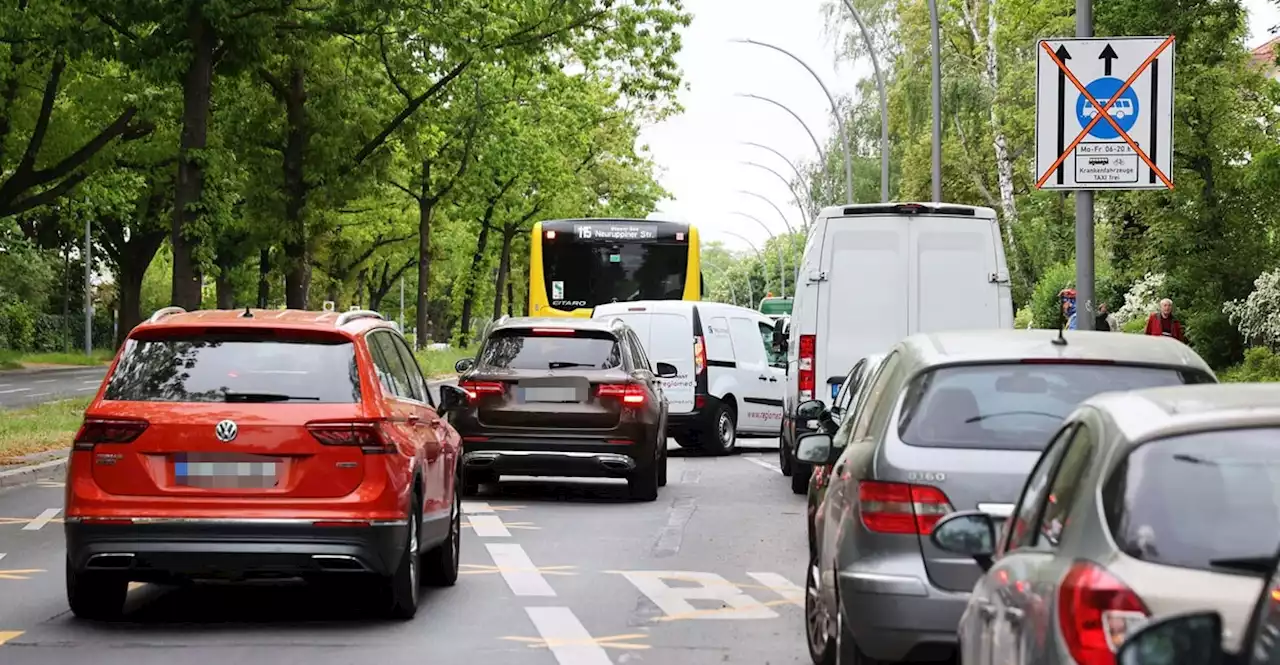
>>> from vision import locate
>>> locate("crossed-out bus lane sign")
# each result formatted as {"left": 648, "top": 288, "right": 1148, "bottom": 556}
{"left": 1034, "top": 36, "right": 1175, "bottom": 191}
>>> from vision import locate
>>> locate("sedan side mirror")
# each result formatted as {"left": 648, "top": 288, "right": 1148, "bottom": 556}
{"left": 1116, "top": 611, "right": 1225, "bottom": 665}
{"left": 795, "top": 433, "right": 839, "bottom": 466}
{"left": 930, "top": 511, "right": 997, "bottom": 571}
{"left": 437, "top": 384, "right": 470, "bottom": 415}
{"left": 655, "top": 362, "right": 679, "bottom": 379}
{"left": 454, "top": 357, "right": 475, "bottom": 373}
{"left": 796, "top": 399, "right": 827, "bottom": 420}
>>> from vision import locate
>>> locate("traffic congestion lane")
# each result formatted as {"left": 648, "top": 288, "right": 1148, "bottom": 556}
{"left": 0, "top": 368, "right": 107, "bottom": 409}
{"left": 0, "top": 442, "right": 808, "bottom": 664}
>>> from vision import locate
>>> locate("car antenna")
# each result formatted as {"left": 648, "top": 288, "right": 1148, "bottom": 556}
{"left": 1052, "top": 294, "right": 1068, "bottom": 346}
{"left": 241, "top": 305, "right": 254, "bottom": 318}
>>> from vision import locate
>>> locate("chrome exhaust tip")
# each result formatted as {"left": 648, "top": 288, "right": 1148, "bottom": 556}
{"left": 85, "top": 553, "right": 135, "bottom": 569}
{"left": 311, "top": 555, "right": 369, "bottom": 572}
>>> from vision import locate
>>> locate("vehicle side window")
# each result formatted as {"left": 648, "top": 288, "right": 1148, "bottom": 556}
{"left": 369, "top": 332, "right": 414, "bottom": 400}
{"left": 1004, "top": 424, "right": 1077, "bottom": 553}
{"left": 729, "top": 317, "right": 767, "bottom": 366}
{"left": 1035, "top": 424, "right": 1096, "bottom": 547}
{"left": 833, "top": 361, "right": 865, "bottom": 418}
{"left": 391, "top": 333, "right": 431, "bottom": 406}
{"left": 366, "top": 334, "right": 398, "bottom": 395}
{"left": 851, "top": 352, "right": 901, "bottom": 443}
{"left": 633, "top": 331, "right": 653, "bottom": 371}
{"left": 758, "top": 321, "right": 784, "bottom": 366}
{"left": 1244, "top": 563, "right": 1280, "bottom": 665}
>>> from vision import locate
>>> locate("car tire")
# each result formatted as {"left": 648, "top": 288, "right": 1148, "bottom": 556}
{"left": 422, "top": 478, "right": 462, "bottom": 587}
{"left": 381, "top": 496, "right": 421, "bottom": 620}
{"left": 780, "top": 436, "right": 794, "bottom": 476}
{"left": 673, "top": 432, "right": 700, "bottom": 449}
{"left": 462, "top": 470, "right": 494, "bottom": 497}
{"left": 629, "top": 457, "right": 659, "bottom": 502}
{"left": 835, "top": 588, "right": 881, "bottom": 665}
{"left": 704, "top": 403, "right": 736, "bottom": 456}
{"left": 657, "top": 446, "right": 668, "bottom": 487}
{"left": 66, "top": 556, "right": 127, "bottom": 621}
{"left": 805, "top": 557, "right": 836, "bottom": 665}
{"left": 791, "top": 461, "right": 811, "bottom": 495}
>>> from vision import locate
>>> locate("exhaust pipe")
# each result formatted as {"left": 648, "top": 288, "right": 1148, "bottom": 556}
{"left": 598, "top": 456, "right": 635, "bottom": 472}
{"left": 85, "top": 553, "right": 135, "bottom": 569}
{"left": 311, "top": 555, "right": 369, "bottom": 572}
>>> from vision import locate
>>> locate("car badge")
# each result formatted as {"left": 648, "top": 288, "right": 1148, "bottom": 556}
{"left": 214, "top": 419, "right": 239, "bottom": 442}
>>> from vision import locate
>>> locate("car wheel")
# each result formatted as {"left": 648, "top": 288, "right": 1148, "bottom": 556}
{"left": 657, "top": 445, "right": 668, "bottom": 487}
{"left": 422, "top": 478, "right": 462, "bottom": 587}
{"left": 835, "top": 587, "right": 881, "bottom": 665}
{"left": 462, "top": 469, "right": 494, "bottom": 497}
{"left": 705, "top": 403, "right": 736, "bottom": 456}
{"left": 780, "top": 436, "right": 794, "bottom": 476}
{"left": 381, "top": 495, "right": 421, "bottom": 620}
{"left": 66, "top": 556, "right": 127, "bottom": 621}
{"left": 629, "top": 457, "right": 659, "bottom": 502}
{"left": 806, "top": 557, "right": 836, "bottom": 665}
{"left": 791, "top": 461, "right": 811, "bottom": 494}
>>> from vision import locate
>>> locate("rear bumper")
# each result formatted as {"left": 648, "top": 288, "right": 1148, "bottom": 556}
{"left": 65, "top": 518, "right": 409, "bottom": 580}
{"left": 461, "top": 435, "right": 656, "bottom": 478}
{"left": 837, "top": 567, "right": 968, "bottom": 662}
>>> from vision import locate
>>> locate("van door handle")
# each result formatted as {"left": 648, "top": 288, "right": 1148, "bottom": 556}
{"left": 1003, "top": 607, "right": 1024, "bottom": 625}
{"left": 976, "top": 602, "right": 997, "bottom": 620}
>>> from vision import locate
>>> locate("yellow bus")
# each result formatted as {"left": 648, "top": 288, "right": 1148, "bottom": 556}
{"left": 528, "top": 218, "right": 703, "bottom": 317}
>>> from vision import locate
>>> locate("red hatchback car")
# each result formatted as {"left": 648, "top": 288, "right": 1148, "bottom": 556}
{"left": 64, "top": 307, "right": 469, "bottom": 621}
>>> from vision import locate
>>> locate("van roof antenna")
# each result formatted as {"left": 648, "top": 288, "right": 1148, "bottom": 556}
{"left": 1052, "top": 294, "right": 1068, "bottom": 346}
{"left": 242, "top": 305, "right": 254, "bottom": 318}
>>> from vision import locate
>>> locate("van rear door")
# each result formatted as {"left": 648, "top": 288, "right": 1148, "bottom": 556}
{"left": 908, "top": 211, "right": 1009, "bottom": 332}
{"left": 595, "top": 305, "right": 696, "bottom": 414}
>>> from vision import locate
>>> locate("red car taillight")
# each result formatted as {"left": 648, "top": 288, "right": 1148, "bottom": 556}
{"left": 1058, "top": 560, "right": 1149, "bottom": 665}
{"left": 597, "top": 383, "right": 647, "bottom": 406}
{"left": 857, "top": 480, "right": 954, "bottom": 534}
{"left": 459, "top": 380, "right": 505, "bottom": 400}
{"left": 798, "top": 334, "right": 816, "bottom": 401}
{"left": 693, "top": 336, "right": 707, "bottom": 375}
{"left": 306, "top": 420, "right": 396, "bottom": 454}
{"left": 72, "top": 417, "right": 149, "bottom": 451}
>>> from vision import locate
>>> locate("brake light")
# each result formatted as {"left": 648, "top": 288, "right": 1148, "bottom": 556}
{"left": 1058, "top": 560, "right": 1149, "bottom": 665}
{"left": 72, "top": 417, "right": 149, "bottom": 450}
{"left": 306, "top": 421, "right": 396, "bottom": 453}
{"left": 798, "top": 334, "right": 816, "bottom": 401}
{"left": 530, "top": 328, "right": 574, "bottom": 335}
{"left": 459, "top": 380, "right": 506, "bottom": 400}
{"left": 693, "top": 336, "right": 707, "bottom": 375}
{"left": 598, "top": 383, "right": 647, "bottom": 406}
{"left": 1020, "top": 358, "right": 1116, "bottom": 365}
{"left": 857, "top": 481, "right": 955, "bottom": 534}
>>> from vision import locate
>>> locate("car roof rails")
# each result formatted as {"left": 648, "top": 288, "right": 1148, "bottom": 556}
{"left": 148, "top": 306, "right": 186, "bottom": 323}
{"left": 335, "top": 309, "right": 385, "bottom": 327}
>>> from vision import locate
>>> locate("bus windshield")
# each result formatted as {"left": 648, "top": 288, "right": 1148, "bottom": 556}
{"left": 543, "top": 242, "right": 689, "bottom": 308}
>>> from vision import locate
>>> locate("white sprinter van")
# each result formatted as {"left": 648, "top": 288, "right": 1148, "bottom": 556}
{"left": 593, "top": 300, "right": 786, "bottom": 455}
{"left": 776, "top": 202, "right": 1014, "bottom": 493}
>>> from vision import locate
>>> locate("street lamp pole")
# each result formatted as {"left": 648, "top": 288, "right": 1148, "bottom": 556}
{"left": 739, "top": 142, "right": 819, "bottom": 217}
{"left": 735, "top": 94, "right": 827, "bottom": 163}
{"left": 83, "top": 215, "right": 92, "bottom": 355}
{"left": 732, "top": 38, "right": 855, "bottom": 204}
{"left": 706, "top": 266, "right": 740, "bottom": 306}
{"left": 740, "top": 161, "right": 812, "bottom": 228}
{"left": 739, "top": 190, "right": 802, "bottom": 286}
{"left": 927, "top": 0, "right": 943, "bottom": 202}
{"left": 840, "top": 0, "right": 890, "bottom": 203}
{"left": 730, "top": 211, "right": 788, "bottom": 297}
{"left": 717, "top": 230, "right": 766, "bottom": 307}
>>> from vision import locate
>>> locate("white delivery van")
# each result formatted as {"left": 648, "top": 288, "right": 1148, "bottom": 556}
{"left": 593, "top": 300, "right": 785, "bottom": 454}
{"left": 777, "top": 202, "right": 1014, "bottom": 492}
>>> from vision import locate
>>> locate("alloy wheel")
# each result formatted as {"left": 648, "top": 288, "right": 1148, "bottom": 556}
{"left": 806, "top": 562, "right": 830, "bottom": 656}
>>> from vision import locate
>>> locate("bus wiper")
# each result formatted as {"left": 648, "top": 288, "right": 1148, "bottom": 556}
{"left": 1208, "top": 556, "right": 1275, "bottom": 574}
{"left": 549, "top": 362, "right": 594, "bottom": 369}
{"left": 223, "top": 391, "right": 320, "bottom": 402}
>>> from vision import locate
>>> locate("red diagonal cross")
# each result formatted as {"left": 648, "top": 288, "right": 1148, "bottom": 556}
{"left": 1036, "top": 36, "right": 1175, "bottom": 190}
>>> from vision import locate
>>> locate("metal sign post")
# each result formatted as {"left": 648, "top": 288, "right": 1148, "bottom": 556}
{"left": 1034, "top": 6, "right": 1174, "bottom": 330}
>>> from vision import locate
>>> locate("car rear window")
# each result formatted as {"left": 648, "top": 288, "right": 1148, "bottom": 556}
{"left": 104, "top": 334, "right": 361, "bottom": 403}
{"left": 897, "top": 362, "right": 1213, "bottom": 451}
{"left": 478, "top": 329, "right": 622, "bottom": 370}
{"left": 1103, "top": 428, "right": 1280, "bottom": 576}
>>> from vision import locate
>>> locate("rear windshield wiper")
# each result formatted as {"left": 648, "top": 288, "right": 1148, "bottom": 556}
{"left": 1208, "top": 556, "right": 1275, "bottom": 575}
{"left": 549, "top": 362, "right": 595, "bottom": 369}
{"left": 223, "top": 391, "right": 320, "bottom": 402}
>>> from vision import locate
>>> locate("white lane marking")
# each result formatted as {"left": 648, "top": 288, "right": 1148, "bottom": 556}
{"left": 486, "top": 543, "right": 556, "bottom": 597}
{"left": 617, "top": 571, "right": 779, "bottom": 620}
{"left": 747, "top": 572, "right": 804, "bottom": 605}
{"left": 0, "top": 553, "right": 6, "bottom": 562}
{"left": 28, "top": 392, "right": 50, "bottom": 399}
{"left": 23, "top": 508, "right": 61, "bottom": 531}
{"left": 525, "top": 607, "right": 613, "bottom": 665}
{"left": 76, "top": 387, "right": 95, "bottom": 392}
{"left": 652, "top": 496, "right": 696, "bottom": 558}
{"left": 0, "top": 383, "right": 9, "bottom": 388}
{"left": 82, "top": 380, "right": 100, "bottom": 385}
{"left": 462, "top": 501, "right": 494, "bottom": 514}
{"left": 467, "top": 514, "right": 511, "bottom": 537}
{"left": 34, "top": 379, "right": 54, "bottom": 384}
{"left": 0, "top": 388, "right": 30, "bottom": 395}
{"left": 743, "top": 456, "right": 781, "bottom": 473}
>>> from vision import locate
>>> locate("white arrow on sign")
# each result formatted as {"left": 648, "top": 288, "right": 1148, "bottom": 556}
{"left": 1033, "top": 36, "right": 1175, "bottom": 191}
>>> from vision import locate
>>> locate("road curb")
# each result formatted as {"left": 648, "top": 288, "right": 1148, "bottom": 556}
{"left": 0, "top": 455, "right": 67, "bottom": 490}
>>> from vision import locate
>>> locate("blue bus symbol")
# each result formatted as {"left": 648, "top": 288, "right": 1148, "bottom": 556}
{"left": 1075, "top": 77, "right": 1139, "bottom": 140}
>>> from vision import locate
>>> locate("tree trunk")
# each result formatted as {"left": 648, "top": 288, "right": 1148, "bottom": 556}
{"left": 171, "top": 5, "right": 215, "bottom": 310}
{"left": 281, "top": 66, "right": 311, "bottom": 309}
{"left": 415, "top": 160, "right": 434, "bottom": 349}
{"left": 257, "top": 248, "right": 271, "bottom": 307}
{"left": 492, "top": 224, "right": 515, "bottom": 320}
{"left": 215, "top": 266, "right": 234, "bottom": 309}
{"left": 355, "top": 269, "right": 368, "bottom": 309}
{"left": 458, "top": 220, "right": 491, "bottom": 345}
{"left": 507, "top": 280, "right": 514, "bottom": 317}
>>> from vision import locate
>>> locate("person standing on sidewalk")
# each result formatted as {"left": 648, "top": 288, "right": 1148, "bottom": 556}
{"left": 1144, "top": 298, "right": 1185, "bottom": 342}
{"left": 1094, "top": 302, "right": 1117, "bottom": 331}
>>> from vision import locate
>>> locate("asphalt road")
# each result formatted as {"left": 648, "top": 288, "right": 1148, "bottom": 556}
{"left": 0, "top": 367, "right": 108, "bottom": 409}
{"left": 0, "top": 440, "right": 808, "bottom": 664}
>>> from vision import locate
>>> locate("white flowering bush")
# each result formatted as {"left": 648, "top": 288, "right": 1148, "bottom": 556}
{"left": 1114, "top": 272, "right": 1166, "bottom": 327}
{"left": 1223, "top": 269, "right": 1280, "bottom": 350}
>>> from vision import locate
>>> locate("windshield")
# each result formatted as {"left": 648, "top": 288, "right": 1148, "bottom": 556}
{"left": 478, "top": 329, "right": 622, "bottom": 371}
{"left": 103, "top": 335, "right": 361, "bottom": 403}
{"left": 898, "top": 363, "right": 1213, "bottom": 450}
{"left": 1103, "top": 427, "right": 1280, "bottom": 576}
{"left": 543, "top": 241, "right": 688, "bottom": 308}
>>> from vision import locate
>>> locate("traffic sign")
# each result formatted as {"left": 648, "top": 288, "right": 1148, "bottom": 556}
{"left": 1034, "top": 36, "right": 1174, "bottom": 190}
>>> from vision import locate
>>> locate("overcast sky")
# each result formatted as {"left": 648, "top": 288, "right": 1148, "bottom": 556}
{"left": 637, "top": 0, "right": 1280, "bottom": 254}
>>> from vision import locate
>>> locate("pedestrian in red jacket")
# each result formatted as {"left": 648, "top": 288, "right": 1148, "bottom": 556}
{"left": 1144, "top": 298, "right": 1185, "bottom": 342}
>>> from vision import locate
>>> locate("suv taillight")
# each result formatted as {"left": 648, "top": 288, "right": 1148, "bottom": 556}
{"left": 858, "top": 481, "right": 954, "bottom": 534}
{"left": 306, "top": 421, "right": 396, "bottom": 454}
{"left": 598, "top": 383, "right": 646, "bottom": 406}
{"left": 693, "top": 336, "right": 707, "bottom": 375}
{"left": 798, "top": 334, "right": 816, "bottom": 401}
{"left": 72, "top": 417, "right": 149, "bottom": 450}
{"left": 1058, "top": 560, "right": 1149, "bottom": 665}
{"left": 459, "top": 380, "right": 506, "bottom": 400}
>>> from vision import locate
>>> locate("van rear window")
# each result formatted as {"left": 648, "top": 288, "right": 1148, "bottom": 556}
{"left": 104, "top": 335, "right": 361, "bottom": 403}
{"left": 478, "top": 329, "right": 621, "bottom": 371}
{"left": 897, "top": 362, "right": 1213, "bottom": 451}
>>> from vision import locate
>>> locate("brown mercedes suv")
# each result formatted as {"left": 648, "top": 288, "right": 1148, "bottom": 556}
{"left": 451, "top": 316, "right": 675, "bottom": 501}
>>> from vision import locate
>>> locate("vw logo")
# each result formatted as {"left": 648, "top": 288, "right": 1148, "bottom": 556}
{"left": 214, "top": 420, "right": 238, "bottom": 442}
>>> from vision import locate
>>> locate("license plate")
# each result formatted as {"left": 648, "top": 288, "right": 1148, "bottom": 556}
{"left": 523, "top": 386, "right": 578, "bottom": 403}
{"left": 174, "top": 455, "right": 280, "bottom": 489}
